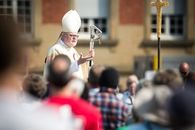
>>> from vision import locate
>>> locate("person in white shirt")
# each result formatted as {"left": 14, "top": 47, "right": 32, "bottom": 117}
{"left": 123, "top": 75, "right": 138, "bottom": 105}
{"left": 44, "top": 10, "right": 94, "bottom": 80}
{"left": 122, "top": 74, "right": 139, "bottom": 124}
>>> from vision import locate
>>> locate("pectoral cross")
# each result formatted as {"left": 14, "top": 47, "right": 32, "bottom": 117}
{"left": 151, "top": 0, "right": 169, "bottom": 70}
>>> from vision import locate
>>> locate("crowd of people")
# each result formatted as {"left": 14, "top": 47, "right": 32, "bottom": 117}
{"left": 0, "top": 10, "right": 195, "bottom": 130}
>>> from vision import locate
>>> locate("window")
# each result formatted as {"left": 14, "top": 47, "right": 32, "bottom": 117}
{"left": 0, "top": 0, "right": 33, "bottom": 35}
{"left": 150, "top": 0, "right": 186, "bottom": 40}
{"left": 80, "top": 18, "right": 107, "bottom": 35}
{"left": 75, "top": 0, "right": 109, "bottom": 39}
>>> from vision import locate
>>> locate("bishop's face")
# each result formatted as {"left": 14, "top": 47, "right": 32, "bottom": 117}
{"left": 63, "top": 32, "right": 79, "bottom": 47}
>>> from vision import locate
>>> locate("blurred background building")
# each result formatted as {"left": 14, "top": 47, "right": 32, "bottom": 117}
{"left": 0, "top": 0, "right": 194, "bottom": 87}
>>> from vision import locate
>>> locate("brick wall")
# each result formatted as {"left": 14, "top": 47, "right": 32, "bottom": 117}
{"left": 119, "top": 0, "right": 144, "bottom": 25}
{"left": 42, "top": 0, "right": 68, "bottom": 24}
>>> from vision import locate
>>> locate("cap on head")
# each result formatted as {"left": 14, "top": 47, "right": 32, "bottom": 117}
{"left": 62, "top": 10, "right": 81, "bottom": 33}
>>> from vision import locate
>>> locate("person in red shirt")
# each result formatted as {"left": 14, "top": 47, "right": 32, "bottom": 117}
{"left": 44, "top": 54, "right": 103, "bottom": 130}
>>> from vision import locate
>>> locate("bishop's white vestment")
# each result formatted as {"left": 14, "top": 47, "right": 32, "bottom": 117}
{"left": 43, "top": 39, "right": 84, "bottom": 80}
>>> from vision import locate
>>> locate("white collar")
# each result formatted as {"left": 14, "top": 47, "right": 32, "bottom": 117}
{"left": 58, "top": 39, "right": 72, "bottom": 49}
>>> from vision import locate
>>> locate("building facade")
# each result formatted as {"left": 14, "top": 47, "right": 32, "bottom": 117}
{"left": 0, "top": 0, "right": 194, "bottom": 88}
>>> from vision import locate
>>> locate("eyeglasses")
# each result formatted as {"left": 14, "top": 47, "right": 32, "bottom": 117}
{"left": 66, "top": 33, "right": 79, "bottom": 38}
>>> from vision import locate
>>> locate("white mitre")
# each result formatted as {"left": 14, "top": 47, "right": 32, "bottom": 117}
{"left": 62, "top": 10, "right": 81, "bottom": 33}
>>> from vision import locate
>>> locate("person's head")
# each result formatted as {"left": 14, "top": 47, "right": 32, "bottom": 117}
{"left": 126, "top": 74, "right": 138, "bottom": 95}
{"left": 61, "top": 10, "right": 81, "bottom": 47}
{"left": 153, "top": 69, "right": 183, "bottom": 91}
{"left": 88, "top": 65, "right": 106, "bottom": 87}
{"left": 0, "top": 16, "right": 25, "bottom": 90}
{"left": 134, "top": 85, "right": 172, "bottom": 126}
{"left": 99, "top": 67, "right": 119, "bottom": 89}
{"left": 61, "top": 32, "right": 79, "bottom": 47}
{"left": 179, "top": 62, "right": 190, "bottom": 78}
{"left": 168, "top": 90, "right": 195, "bottom": 130}
{"left": 23, "top": 74, "right": 47, "bottom": 99}
{"left": 65, "top": 77, "right": 85, "bottom": 97}
{"left": 47, "top": 54, "right": 71, "bottom": 89}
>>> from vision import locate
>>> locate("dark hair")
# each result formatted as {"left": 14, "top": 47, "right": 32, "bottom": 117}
{"left": 88, "top": 65, "right": 105, "bottom": 86}
{"left": 47, "top": 54, "right": 71, "bottom": 89}
{"left": 23, "top": 74, "right": 47, "bottom": 99}
{"left": 0, "top": 16, "right": 24, "bottom": 74}
{"left": 185, "top": 72, "right": 195, "bottom": 89}
{"left": 80, "top": 83, "right": 89, "bottom": 101}
{"left": 99, "top": 67, "right": 119, "bottom": 89}
{"left": 168, "top": 89, "right": 195, "bottom": 130}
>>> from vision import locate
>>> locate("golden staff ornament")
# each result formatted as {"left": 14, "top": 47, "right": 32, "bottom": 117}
{"left": 151, "top": 0, "right": 169, "bottom": 70}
